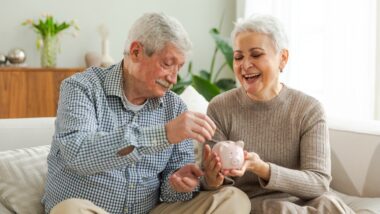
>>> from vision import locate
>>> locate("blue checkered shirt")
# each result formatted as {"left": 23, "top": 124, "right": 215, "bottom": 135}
{"left": 42, "top": 62, "right": 196, "bottom": 214}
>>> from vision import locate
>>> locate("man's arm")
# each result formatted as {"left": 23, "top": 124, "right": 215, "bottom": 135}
{"left": 159, "top": 139, "right": 198, "bottom": 202}
{"left": 54, "top": 78, "right": 171, "bottom": 175}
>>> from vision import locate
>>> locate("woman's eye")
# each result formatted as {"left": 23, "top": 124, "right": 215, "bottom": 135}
{"left": 252, "top": 53, "right": 263, "bottom": 58}
{"left": 234, "top": 56, "right": 243, "bottom": 61}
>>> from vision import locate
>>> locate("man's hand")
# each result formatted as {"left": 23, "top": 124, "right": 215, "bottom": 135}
{"left": 169, "top": 164, "right": 204, "bottom": 192}
{"left": 165, "top": 111, "right": 216, "bottom": 144}
{"left": 203, "top": 144, "right": 224, "bottom": 188}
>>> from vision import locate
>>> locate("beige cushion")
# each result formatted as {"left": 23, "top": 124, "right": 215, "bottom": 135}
{"left": 333, "top": 190, "right": 380, "bottom": 214}
{"left": 330, "top": 127, "right": 380, "bottom": 197}
{"left": 0, "top": 202, "right": 12, "bottom": 214}
{"left": 179, "top": 86, "right": 208, "bottom": 165}
{"left": 0, "top": 117, "right": 55, "bottom": 151}
{"left": 0, "top": 145, "right": 50, "bottom": 214}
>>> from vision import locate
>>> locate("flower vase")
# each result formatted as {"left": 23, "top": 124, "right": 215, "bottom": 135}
{"left": 40, "top": 35, "right": 59, "bottom": 68}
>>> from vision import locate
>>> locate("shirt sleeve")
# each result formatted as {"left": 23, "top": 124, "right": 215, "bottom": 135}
{"left": 159, "top": 139, "right": 197, "bottom": 202}
{"left": 159, "top": 101, "right": 198, "bottom": 202}
{"left": 258, "top": 102, "right": 331, "bottom": 199}
{"left": 54, "top": 78, "right": 171, "bottom": 176}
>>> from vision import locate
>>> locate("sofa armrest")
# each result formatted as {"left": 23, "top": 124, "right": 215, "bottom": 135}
{"left": 0, "top": 117, "right": 55, "bottom": 151}
{"left": 329, "top": 119, "right": 380, "bottom": 197}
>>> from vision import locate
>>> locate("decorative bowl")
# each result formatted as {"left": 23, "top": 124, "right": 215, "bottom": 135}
{"left": 0, "top": 53, "right": 7, "bottom": 65}
{"left": 7, "top": 48, "right": 26, "bottom": 64}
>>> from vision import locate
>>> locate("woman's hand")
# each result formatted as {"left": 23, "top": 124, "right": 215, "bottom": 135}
{"left": 222, "top": 151, "right": 270, "bottom": 181}
{"left": 169, "top": 164, "right": 204, "bottom": 192}
{"left": 203, "top": 144, "right": 224, "bottom": 188}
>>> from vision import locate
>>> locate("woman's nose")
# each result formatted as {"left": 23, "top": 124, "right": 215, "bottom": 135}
{"left": 242, "top": 59, "right": 253, "bottom": 70}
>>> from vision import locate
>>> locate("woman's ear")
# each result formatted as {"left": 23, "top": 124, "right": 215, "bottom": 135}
{"left": 279, "top": 49, "right": 289, "bottom": 72}
{"left": 129, "top": 41, "right": 143, "bottom": 62}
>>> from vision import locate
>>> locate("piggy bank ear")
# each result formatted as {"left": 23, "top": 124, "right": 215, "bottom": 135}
{"left": 236, "top": 140, "right": 244, "bottom": 148}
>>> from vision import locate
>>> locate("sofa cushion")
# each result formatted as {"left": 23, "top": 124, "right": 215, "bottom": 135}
{"left": 179, "top": 86, "right": 209, "bottom": 165}
{"left": 333, "top": 190, "right": 380, "bottom": 214}
{"left": 0, "top": 117, "right": 55, "bottom": 151}
{"left": 329, "top": 123, "right": 380, "bottom": 197}
{"left": 0, "top": 202, "right": 12, "bottom": 214}
{"left": 0, "top": 145, "right": 50, "bottom": 214}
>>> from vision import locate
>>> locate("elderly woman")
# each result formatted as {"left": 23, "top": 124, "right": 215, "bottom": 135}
{"left": 202, "top": 15, "right": 354, "bottom": 213}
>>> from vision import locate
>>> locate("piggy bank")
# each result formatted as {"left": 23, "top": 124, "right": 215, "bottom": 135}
{"left": 212, "top": 140, "right": 244, "bottom": 170}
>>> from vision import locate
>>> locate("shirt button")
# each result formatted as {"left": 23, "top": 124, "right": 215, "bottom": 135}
{"left": 130, "top": 184, "right": 135, "bottom": 188}
{"left": 124, "top": 207, "right": 128, "bottom": 213}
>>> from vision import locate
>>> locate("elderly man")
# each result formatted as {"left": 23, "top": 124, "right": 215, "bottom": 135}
{"left": 43, "top": 12, "right": 250, "bottom": 214}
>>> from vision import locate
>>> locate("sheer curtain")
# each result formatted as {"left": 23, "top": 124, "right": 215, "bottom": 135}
{"left": 240, "top": 0, "right": 377, "bottom": 120}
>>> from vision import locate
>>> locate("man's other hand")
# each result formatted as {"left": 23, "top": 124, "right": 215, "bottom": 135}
{"left": 169, "top": 164, "right": 203, "bottom": 192}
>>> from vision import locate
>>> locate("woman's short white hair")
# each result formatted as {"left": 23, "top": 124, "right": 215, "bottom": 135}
{"left": 124, "top": 12, "right": 192, "bottom": 58}
{"left": 231, "top": 14, "right": 288, "bottom": 53}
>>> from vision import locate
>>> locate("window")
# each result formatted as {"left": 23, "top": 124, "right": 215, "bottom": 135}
{"left": 239, "top": 0, "right": 378, "bottom": 121}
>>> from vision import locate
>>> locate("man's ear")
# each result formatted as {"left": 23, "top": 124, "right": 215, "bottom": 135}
{"left": 279, "top": 49, "right": 289, "bottom": 72}
{"left": 129, "top": 41, "right": 143, "bottom": 62}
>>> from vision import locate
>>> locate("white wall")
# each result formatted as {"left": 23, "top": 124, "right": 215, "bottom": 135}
{"left": 0, "top": 0, "right": 235, "bottom": 75}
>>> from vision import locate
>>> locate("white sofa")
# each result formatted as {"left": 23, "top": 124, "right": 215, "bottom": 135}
{"left": 1, "top": 87, "right": 380, "bottom": 214}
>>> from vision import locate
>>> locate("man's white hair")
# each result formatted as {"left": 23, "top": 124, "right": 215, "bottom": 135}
{"left": 231, "top": 15, "right": 288, "bottom": 53}
{"left": 124, "top": 12, "right": 192, "bottom": 58}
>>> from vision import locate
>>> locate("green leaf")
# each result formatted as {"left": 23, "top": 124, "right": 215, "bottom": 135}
{"left": 191, "top": 75, "right": 221, "bottom": 101}
{"left": 171, "top": 75, "right": 192, "bottom": 95}
{"left": 199, "top": 70, "right": 211, "bottom": 81}
{"left": 187, "top": 61, "right": 193, "bottom": 74}
{"left": 210, "top": 28, "right": 234, "bottom": 71}
{"left": 215, "top": 78, "right": 236, "bottom": 91}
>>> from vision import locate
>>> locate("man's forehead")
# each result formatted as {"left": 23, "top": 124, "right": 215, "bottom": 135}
{"left": 158, "top": 46, "right": 185, "bottom": 62}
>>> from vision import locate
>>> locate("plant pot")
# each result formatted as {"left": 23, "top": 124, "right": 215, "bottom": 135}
{"left": 40, "top": 35, "right": 59, "bottom": 68}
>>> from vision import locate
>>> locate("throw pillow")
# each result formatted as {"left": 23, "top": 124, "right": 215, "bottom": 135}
{"left": 179, "top": 86, "right": 210, "bottom": 165}
{"left": 0, "top": 145, "right": 50, "bottom": 214}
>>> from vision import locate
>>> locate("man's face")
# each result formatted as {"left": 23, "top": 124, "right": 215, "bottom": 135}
{"left": 129, "top": 42, "right": 185, "bottom": 99}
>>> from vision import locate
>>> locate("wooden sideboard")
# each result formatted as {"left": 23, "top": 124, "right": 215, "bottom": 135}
{"left": 0, "top": 67, "right": 84, "bottom": 118}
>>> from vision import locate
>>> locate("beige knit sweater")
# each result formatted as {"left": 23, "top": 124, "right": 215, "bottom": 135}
{"left": 207, "top": 85, "right": 331, "bottom": 200}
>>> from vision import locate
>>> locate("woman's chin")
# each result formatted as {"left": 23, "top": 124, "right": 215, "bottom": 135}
{"left": 243, "top": 82, "right": 260, "bottom": 94}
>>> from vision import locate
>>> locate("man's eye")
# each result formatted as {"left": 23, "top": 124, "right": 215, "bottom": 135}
{"left": 162, "top": 62, "right": 172, "bottom": 68}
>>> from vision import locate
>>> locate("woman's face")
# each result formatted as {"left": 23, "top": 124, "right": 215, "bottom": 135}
{"left": 233, "top": 31, "right": 288, "bottom": 101}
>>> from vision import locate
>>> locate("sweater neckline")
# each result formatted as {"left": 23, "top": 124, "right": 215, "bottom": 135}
{"left": 238, "top": 84, "right": 289, "bottom": 110}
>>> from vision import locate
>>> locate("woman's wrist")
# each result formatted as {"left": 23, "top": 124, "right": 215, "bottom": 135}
{"left": 204, "top": 175, "right": 222, "bottom": 189}
{"left": 248, "top": 160, "right": 270, "bottom": 181}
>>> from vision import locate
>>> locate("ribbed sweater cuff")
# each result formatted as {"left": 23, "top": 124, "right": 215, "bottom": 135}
{"left": 259, "top": 162, "right": 278, "bottom": 189}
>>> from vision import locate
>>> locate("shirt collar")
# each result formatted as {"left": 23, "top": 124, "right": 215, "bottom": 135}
{"left": 103, "top": 60, "right": 164, "bottom": 111}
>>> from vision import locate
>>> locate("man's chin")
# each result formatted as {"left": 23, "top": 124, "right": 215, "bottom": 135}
{"left": 153, "top": 87, "right": 168, "bottom": 97}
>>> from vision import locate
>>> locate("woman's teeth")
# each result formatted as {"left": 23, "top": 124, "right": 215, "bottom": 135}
{"left": 243, "top": 73, "right": 261, "bottom": 80}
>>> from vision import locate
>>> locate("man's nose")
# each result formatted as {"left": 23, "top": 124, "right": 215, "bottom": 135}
{"left": 167, "top": 70, "right": 177, "bottom": 84}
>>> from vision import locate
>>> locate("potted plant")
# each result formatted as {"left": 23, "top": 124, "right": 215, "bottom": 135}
{"left": 22, "top": 14, "right": 79, "bottom": 68}
{"left": 172, "top": 27, "right": 235, "bottom": 101}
